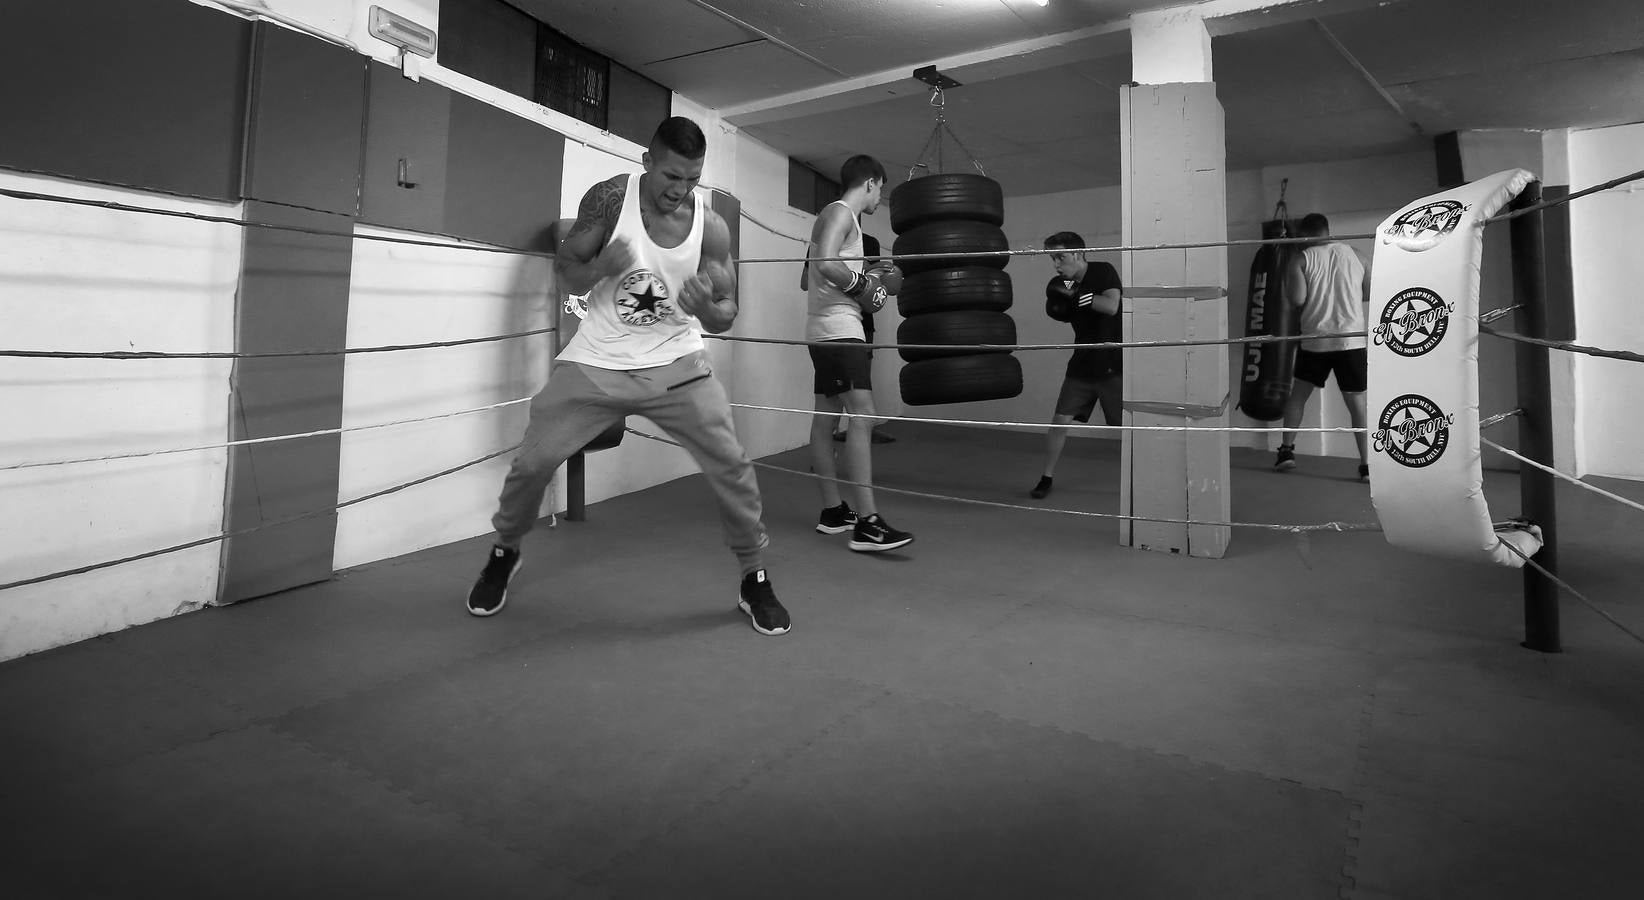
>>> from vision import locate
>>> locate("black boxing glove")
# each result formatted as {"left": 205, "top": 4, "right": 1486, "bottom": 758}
{"left": 1046, "top": 280, "right": 1077, "bottom": 322}
{"left": 867, "top": 261, "right": 903, "bottom": 296}
{"left": 855, "top": 271, "right": 888, "bottom": 314}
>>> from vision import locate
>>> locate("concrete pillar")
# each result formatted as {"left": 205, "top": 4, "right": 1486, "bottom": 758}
{"left": 1118, "top": 6, "right": 1231, "bottom": 558}
{"left": 1131, "top": 7, "right": 1213, "bottom": 84}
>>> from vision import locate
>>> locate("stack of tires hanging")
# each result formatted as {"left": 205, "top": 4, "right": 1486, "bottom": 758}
{"left": 889, "top": 173, "right": 1022, "bottom": 406}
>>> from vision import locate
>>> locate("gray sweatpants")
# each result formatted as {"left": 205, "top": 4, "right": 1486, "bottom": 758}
{"left": 491, "top": 350, "right": 769, "bottom": 573}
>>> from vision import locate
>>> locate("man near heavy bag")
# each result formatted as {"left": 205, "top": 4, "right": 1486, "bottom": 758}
{"left": 1030, "top": 231, "right": 1123, "bottom": 500}
{"left": 831, "top": 232, "right": 899, "bottom": 446}
{"left": 802, "top": 154, "right": 914, "bottom": 552}
{"left": 1274, "top": 213, "right": 1372, "bottom": 481}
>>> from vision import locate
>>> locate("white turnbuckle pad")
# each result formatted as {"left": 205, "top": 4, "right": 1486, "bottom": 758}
{"left": 1367, "top": 168, "right": 1545, "bottom": 568}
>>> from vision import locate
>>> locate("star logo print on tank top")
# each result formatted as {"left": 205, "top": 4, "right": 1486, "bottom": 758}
{"left": 616, "top": 270, "right": 675, "bottom": 326}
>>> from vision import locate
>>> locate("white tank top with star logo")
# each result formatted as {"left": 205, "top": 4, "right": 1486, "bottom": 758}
{"left": 559, "top": 173, "right": 706, "bottom": 370}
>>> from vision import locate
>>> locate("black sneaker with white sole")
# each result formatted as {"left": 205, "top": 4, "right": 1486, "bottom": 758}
{"left": 738, "top": 569, "right": 790, "bottom": 635}
{"left": 466, "top": 545, "right": 521, "bottom": 617}
{"left": 816, "top": 502, "right": 859, "bottom": 535}
{"left": 848, "top": 514, "right": 914, "bottom": 553}
{"left": 1274, "top": 444, "right": 1297, "bottom": 472}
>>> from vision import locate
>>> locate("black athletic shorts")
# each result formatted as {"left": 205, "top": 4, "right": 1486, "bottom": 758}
{"left": 1054, "top": 372, "right": 1122, "bottom": 425}
{"left": 1293, "top": 347, "right": 1368, "bottom": 392}
{"left": 809, "top": 338, "right": 873, "bottom": 397}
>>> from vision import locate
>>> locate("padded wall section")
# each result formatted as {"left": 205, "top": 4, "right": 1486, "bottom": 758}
{"left": 438, "top": 0, "right": 537, "bottom": 99}
{"left": 445, "top": 93, "right": 565, "bottom": 252}
{"left": 0, "top": 0, "right": 250, "bottom": 199}
{"left": 608, "top": 63, "right": 672, "bottom": 147}
{"left": 242, "top": 23, "right": 368, "bottom": 215}
{"left": 221, "top": 203, "right": 354, "bottom": 603}
{"left": 711, "top": 190, "right": 741, "bottom": 265}
{"left": 360, "top": 64, "right": 452, "bottom": 234}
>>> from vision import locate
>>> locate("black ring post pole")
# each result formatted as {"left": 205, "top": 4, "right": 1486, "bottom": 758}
{"left": 1507, "top": 180, "right": 1560, "bottom": 652}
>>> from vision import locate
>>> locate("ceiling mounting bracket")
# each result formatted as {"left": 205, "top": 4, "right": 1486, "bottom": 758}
{"left": 906, "top": 67, "right": 985, "bottom": 179}
{"left": 912, "top": 65, "right": 962, "bottom": 91}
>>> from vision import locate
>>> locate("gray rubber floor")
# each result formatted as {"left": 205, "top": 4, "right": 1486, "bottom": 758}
{"left": 3, "top": 424, "right": 1641, "bottom": 899}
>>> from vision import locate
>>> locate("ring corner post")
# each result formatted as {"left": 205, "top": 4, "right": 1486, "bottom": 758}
{"left": 1507, "top": 180, "right": 1561, "bottom": 653}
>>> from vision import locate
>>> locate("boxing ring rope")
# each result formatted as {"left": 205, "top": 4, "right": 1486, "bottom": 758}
{"left": 1480, "top": 439, "right": 1644, "bottom": 517}
{"left": 1478, "top": 326, "right": 1644, "bottom": 365}
{"left": 5, "top": 170, "right": 1641, "bottom": 656}
{"left": 0, "top": 185, "right": 561, "bottom": 260}
{"left": 0, "top": 443, "right": 522, "bottom": 594}
{"left": 1493, "top": 537, "right": 1644, "bottom": 648}
{"left": 5, "top": 181, "right": 1375, "bottom": 267}
{"left": 724, "top": 401, "right": 1362, "bottom": 435}
{"left": 0, "top": 328, "right": 556, "bottom": 361}
{"left": 8, "top": 164, "right": 1638, "bottom": 270}
{"left": 1481, "top": 167, "right": 1644, "bottom": 223}
{"left": 0, "top": 396, "right": 532, "bottom": 473}
{"left": 620, "top": 425, "right": 1380, "bottom": 537}
{"left": 707, "top": 329, "right": 1368, "bottom": 354}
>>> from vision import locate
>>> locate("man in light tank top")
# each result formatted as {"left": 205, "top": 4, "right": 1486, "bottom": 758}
{"left": 803, "top": 154, "right": 914, "bottom": 553}
{"left": 466, "top": 116, "right": 791, "bottom": 636}
{"left": 1275, "top": 212, "right": 1372, "bottom": 482}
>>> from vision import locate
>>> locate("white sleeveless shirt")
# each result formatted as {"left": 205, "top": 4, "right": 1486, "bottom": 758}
{"left": 1295, "top": 242, "right": 1368, "bottom": 353}
{"left": 806, "top": 201, "right": 866, "bottom": 342}
{"left": 559, "top": 174, "right": 706, "bottom": 369}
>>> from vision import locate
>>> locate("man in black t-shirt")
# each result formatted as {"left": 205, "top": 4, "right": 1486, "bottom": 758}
{"left": 1030, "top": 231, "right": 1123, "bottom": 499}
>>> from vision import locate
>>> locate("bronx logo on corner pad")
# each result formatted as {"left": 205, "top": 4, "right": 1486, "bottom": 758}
{"left": 1374, "top": 394, "right": 1455, "bottom": 468}
{"left": 1382, "top": 200, "right": 1470, "bottom": 252}
{"left": 1373, "top": 287, "right": 1453, "bottom": 357}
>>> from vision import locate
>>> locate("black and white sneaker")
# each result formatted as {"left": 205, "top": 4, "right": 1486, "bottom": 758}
{"left": 848, "top": 514, "right": 914, "bottom": 553}
{"left": 466, "top": 545, "right": 521, "bottom": 617}
{"left": 1030, "top": 476, "right": 1054, "bottom": 499}
{"left": 1274, "top": 444, "right": 1297, "bottom": 472}
{"left": 738, "top": 569, "right": 790, "bottom": 636}
{"left": 816, "top": 502, "right": 859, "bottom": 535}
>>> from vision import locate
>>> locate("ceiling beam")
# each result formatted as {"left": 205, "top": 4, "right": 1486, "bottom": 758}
{"left": 681, "top": 0, "right": 846, "bottom": 77}
{"left": 1311, "top": 18, "right": 1425, "bottom": 134}
{"left": 720, "top": 21, "right": 1131, "bottom": 127}
{"left": 719, "top": 0, "right": 1410, "bottom": 128}
{"left": 1197, "top": 0, "right": 1422, "bottom": 36}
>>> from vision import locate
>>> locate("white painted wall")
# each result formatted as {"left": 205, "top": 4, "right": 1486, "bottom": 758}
{"left": 726, "top": 136, "right": 818, "bottom": 458}
{"left": 980, "top": 151, "right": 1436, "bottom": 466}
{"left": 333, "top": 71, "right": 835, "bottom": 572}
{"left": 0, "top": 172, "right": 241, "bottom": 661}
{"left": 1237, "top": 152, "right": 1437, "bottom": 461}
{"left": 333, "top": 228, "right": 552, "bottom": 570}
{"left": 189, "top": 0, "right": 438, "bottom": 66}
{"left": 1568, "top": 121, "right": 1644, "bottom": 480}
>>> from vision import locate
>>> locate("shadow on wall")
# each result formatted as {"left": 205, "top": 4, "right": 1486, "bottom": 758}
{"left": 503, "top": 223, "right": 559, "bottom": 510}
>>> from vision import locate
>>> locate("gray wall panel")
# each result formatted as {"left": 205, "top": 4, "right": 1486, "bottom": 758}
{"left": 0, "top": 0, "right": 250, "bottom": 199}
{"left": 360, "top": 65, "right": 452, "bottom": 234}
{"left": 221, "top": 202, "right": 355, "bottom": 603}
{"left": 242, "top": 23, "right": 368, "bottom": 215}
{"left": 444, "top": 93, "right": 564, "bottom": 252}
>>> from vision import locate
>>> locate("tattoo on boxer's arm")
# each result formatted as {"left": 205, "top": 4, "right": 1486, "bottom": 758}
{"left": 564, "top": 177, "right": 625, "bottom": 247}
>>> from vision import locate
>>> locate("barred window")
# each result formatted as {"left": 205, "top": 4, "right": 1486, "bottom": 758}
{"left": 536, "top": 26, "right": 608, "bottom": 130}
{"left": 442, "top": 0, "right": 670, "bottom": 143}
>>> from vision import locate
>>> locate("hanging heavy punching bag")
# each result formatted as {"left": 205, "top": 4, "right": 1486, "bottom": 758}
{"left": 1237, "top": 216, "right": 1300, "bottom": 421}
